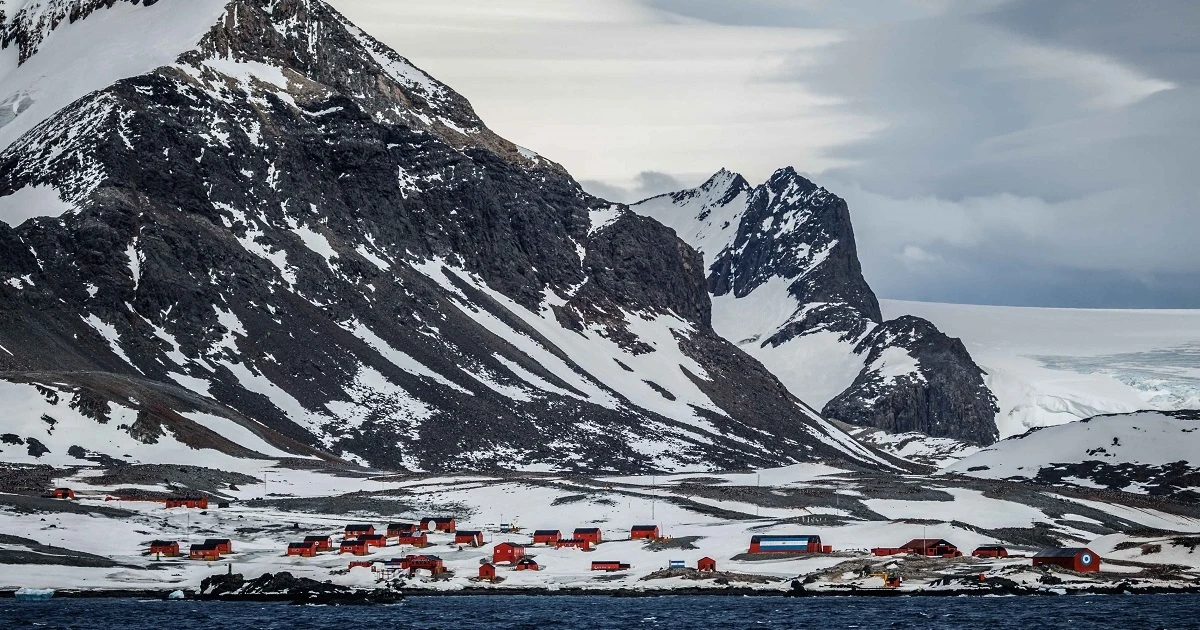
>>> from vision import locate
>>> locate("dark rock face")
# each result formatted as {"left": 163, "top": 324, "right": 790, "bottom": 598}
{"left": 0, "top": 0, "right": 894, "bottom": 472}
{"left": 634, "top": 169, "right": 999, "bottom": 446}
{"left": 822, "top": 316, "right": 999, "bottom": 446}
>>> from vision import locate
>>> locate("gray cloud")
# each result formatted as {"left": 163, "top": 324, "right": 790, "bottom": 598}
{"left": 581, "top": 171, "right": 689, "bottom": 204}
{"left": 776, "top": 1, "right": 1200, "bottom": 307}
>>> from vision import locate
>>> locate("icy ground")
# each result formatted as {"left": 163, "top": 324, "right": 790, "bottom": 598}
{"left": 1, "top": 462, "right": 1198, "bottom": 595}
{"left": 883, "top": 301, "right": 1200, "bottom": 438}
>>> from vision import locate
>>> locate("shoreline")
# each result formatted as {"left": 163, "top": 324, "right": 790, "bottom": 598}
{"left": 4, "top": 584, "right": 1199, "bottom": 601}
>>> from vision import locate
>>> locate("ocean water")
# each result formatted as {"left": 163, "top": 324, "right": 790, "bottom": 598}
{"left": 2, "top": 594, "right": 1199, "bottom": 629}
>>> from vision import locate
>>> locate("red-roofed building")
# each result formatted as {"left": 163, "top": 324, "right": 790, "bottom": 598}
{"left": 900, "top": 539, "right": 961, "bottom": 558}
{"left": 149, "top": 541, "right": 180, "bottom": 557}
{"left": 406, "top": 554, "right": 445, "bottom": 576}
{"left": 574, "top": 528, "right": 602, "bottom": 545}
{"left": 590, "top": 560, "right": 630, "bottom": 572}
{"left": 360, "top": 534, "right": 388, "bottom": 549}
{"left": 421, "top": 517, "right": 456, "bottom": 533}
{"left": 304, "top": 535, "right": 333, "bottom": 551}
{"left": 630, "top": 525, "right": 659, "bottom": 540}
{"left": 205, "top": 539, "right": 232, "bottom": 554}
{"left": 493, "top": 542, "right": 526, "bottom": 564}
{"left": 396, "top": 532, "right": 429, "bottom": 547}
{"left": 189, "top": 544, "right": 220, "bottom": 560}
{"left": 341, "top": 539, "right": 369, "bottom": 555}
{"left": 698, "top": 557, "right": 717, "bottom": 572}
{"left": 455, "top": 530, "right": 484, "bottom": 547}
{"left": 344, "top": 524, "right": 375, "bottom": 538}
{"left": 515, "top": 557, "right": 540, "bottom": 571}
{"left": 532, "top": 530, "right": 561, "bottom": 545}
{"left": 1033, "top": 547, "right": 1100, "bottom": 572}
{"left": 288, "top": 541, "right": 319, "bottom": 557}
{"left": 52, "top": 488, "right": 75, "bottom": 500}
{"left": 166, "top": 497, "right": 208, "bottom": 509}
{"left": 479, "top": 562, "right": 496, "bottom": 582}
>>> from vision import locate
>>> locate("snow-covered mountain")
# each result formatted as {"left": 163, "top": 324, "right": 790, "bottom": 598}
{"left": 946, "top": 410, "right": 1200, "bottom": 501}
{"left": 633, "top": 170, "right": 999, "bottom": 446}
{"left": 0, "top": 0, "right": 901, "bottom": 473}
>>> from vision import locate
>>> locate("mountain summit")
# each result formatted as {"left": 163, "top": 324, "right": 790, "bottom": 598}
{"left": 633, "top": 168, "right": 999, "bottom": 446}
{"left": 0, "top": 0, "right": 899, "bottom": 472}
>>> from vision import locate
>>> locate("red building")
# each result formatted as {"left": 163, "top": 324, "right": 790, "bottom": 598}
{"left": 590, "top": 560, "right": 630, "bottom": 572}
{"left": 189, "top": 544, "right": 220, "bottom": 560}
{"left": 697, "top": 557, "right": 717, "bottom": 572}
{"left": 1033, "top": 548, "right": 1100, "bottom": 572}
{"left": 165, "top": 497, "right": 208, "bottom": 509}
{"left": 478, "top": 562, "right": 497, "bottom": 582}
{"left": 397, "top": 532, "right": 429, "bottom": 547}
{"left": 421, "top": 517, "right": 456, "bottom": 533}
{"left": 348, "top": 560, "right": 375, "bottom": 570}
{"left": 407, "top": 554, "right": 445, "bottom": 576}
{"left": 304, "top": 535, "right": 333, "bottom": 551}
{"left": 52, "top": 488, "right": 75, "bottom": 500}
{"left": 972, "top": 545, "right": 1009, "bottom": 558}
{"left": 205, "top": 539, "right": 233, "bottom": 554}
{"left": 340, "top": 540, "right": 369, "bottom": 555}
{"left": 900, "top": 539, "right": 962, "bottom": 558}
{"left": 574, "top": 528, "right": 602, "bottom": 545}
{"left": 532, "top": 530, "right": 561, "bottom": 545}
{"left": 345, "top": 524, "right": 375, "bottom": 538}
{"left": 360, "top": 534, "right": 389, "bottom": 549}
{"left": 149, "top": 540, "right": 180, "bottom": 557}
{"left": 288, "top": 541, "right": 319, "bottom": 557}
{"left": 387, "top": 523, "right": 419, "bottom": 538}
{"left": 493, "top": 542, "right": 526, "bottom": 564}
{"left": 630, "top": 525, "right": 659, "bottom": 540}
{"left": 455, "top": 530, "right": 485, "bottom": 547}
{"left": 555, "top": 538, "right": 592, "bottom": 551}
{"left": 515, "top": 558, "right": 540, "bottom": 571}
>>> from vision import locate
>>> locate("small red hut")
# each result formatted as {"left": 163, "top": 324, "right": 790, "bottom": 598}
{"left": 972, "top": 545, "right": 1009, "bottom": 558}
{"left": 478, "top": 562, "right": 497, "bottom": 582}
{"left": 205, "top": 539, "right": 233, "bottom": 554}
{"left": 493, "top": 542, "right": 526, "bottom": 564}
{"left": 397, "top": 532, "right": 429, "bottom": 547}
{"left": 421, "top": 517, "right": 456, "bottom": 533}
{"left": 348, "top": 560, "right": 376, "bottom": 570}
{"left": 630, "top": 525, "right": 659, "bottom": 540}
{"left": 697, "top": 556, "right": 717, "bottom": 572}
{"left": 1033, "top": 548, "right": 1100, "bottom": 572}
{"left": 288, "top": 541, "right": 319, "bottom": 557}
{"left": 455, "top": 530, "right": 485, "bottom": 547}
{"left": 532, "top": 530, "right": 561, "bottom": 545}
{"left": 574, "top": 528, "right": 602, "bottom": 545}
{"left": 515, "top": 557, "right": 540, "bottom": 571}
{"left": 590, "top": 560, "right": 630, "bottom": 572}
{"left": 304, "top": 535, "right": 333, "bottom": 551}
{"left": 340, "top": 539, "right": 369, "bottom": 555}
{"left": 149, "top": 540, "right": 180, "bottom": 557}
{"left": 52, "top": 488, "right": 75, "bottom": 500}
{"left": 189, "top": 544, "right": 220, "bottom": 561}
{"left": 345, "top": 524, "right": 375, "bottom": 538}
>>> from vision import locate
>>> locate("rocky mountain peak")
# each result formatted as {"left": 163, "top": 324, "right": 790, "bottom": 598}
{"left": 0, "top": 0, "right": 903, "bottom": 473}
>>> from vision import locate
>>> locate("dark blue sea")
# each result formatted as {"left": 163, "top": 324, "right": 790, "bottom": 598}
{"left": 2, "top": 594, "right": 1199, "bottom": 629}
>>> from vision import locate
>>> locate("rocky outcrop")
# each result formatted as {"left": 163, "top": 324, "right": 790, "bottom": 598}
{"left": 823, "top": 316, "right": 999, "bottom": 445}
{"left": 634, "top": 169, "right": 999, "bottom": 446}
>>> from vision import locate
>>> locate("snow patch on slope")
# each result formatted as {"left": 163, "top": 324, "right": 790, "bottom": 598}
{"left": 0, "top": 0, "right": 229, "bottom": 152}
{"left": 0, "top": 183, "right": 73, "bottom": 227}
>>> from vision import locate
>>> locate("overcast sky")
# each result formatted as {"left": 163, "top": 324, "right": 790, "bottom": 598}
{"left": 329, "top": 0, "right": 1198, "bottom": 308}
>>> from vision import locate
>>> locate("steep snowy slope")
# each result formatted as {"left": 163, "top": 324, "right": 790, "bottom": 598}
{"left": 634, "top": 170, "right": 998, "bottom": 445}
{"left": 884, "top": 300, "right": 1200, "bottom": 438}
{"left": 0, "top": 0, "right": 898, "bottom": 473}
{"left": 946, "top": 410, "right": 1200, "bottom": 501}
